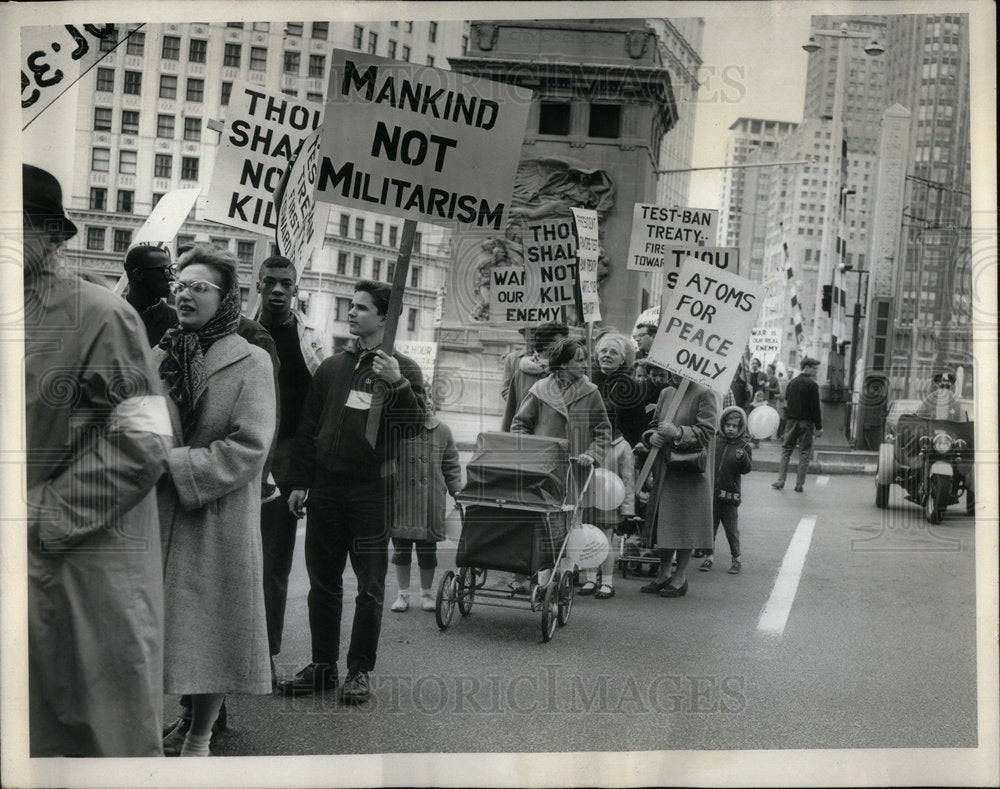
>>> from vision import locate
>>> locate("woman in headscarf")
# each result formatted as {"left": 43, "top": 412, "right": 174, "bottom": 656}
{"left": 155, "top": 245, "right": 276, "bottom": 756}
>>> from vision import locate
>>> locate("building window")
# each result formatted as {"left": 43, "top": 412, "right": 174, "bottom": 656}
{"left": 119, "top": 150, "right": 137, "bottom": 175}
{"left": 223, "top": 43, "right": 241, "bottom": 67}
{"left": 154, "top": 154, "right": 172, "bottom": 178}
{"left": 283, "top": 51, "right": 300, "bottom": 75}
{"left": 189, "top": 39, "right": 207, "bottom": 63}
{"left": 121, "top": 110, "right": 139, "bottom": 135}
{"left": 353, "top": 26, "right": 364, "bottom": 48}
{"left": 159, "top": 75, "right": 177, "bottom": 99}
{"left": 94, "top": 107, "right": 112, "bottom": 131}
{"left": 309, "top": 54, "right": 326, "bottom": 78}
{"left": 462, "top": 34, "right": 468, "bottom": 55}
{"left": 352, "top": 255, "right": 363, "bottom": 278}
{"left": 89, "top": 187, "right": 107, "bottom": 211}
{"left": 368, "top": 32, "right": 378, "bottom": 54}
{"left": 227, "top": 22, "right": 245, "bottom": 29}
{"left": 338, "top": 214, "right": 350, "bottom": 236}
{"left": 335, "top": 297, "right": 351, "bottom": 322}
{"left": 186, "top": 78, "right": 204, "bottom": 102}
{"left": 250, "top": 47, "right": 267, "bottom": 71}
{"left": 539, "top": 102, "right": 571, "bottom": 135}
{"left": 337, "top": 252, "right": 348, "bottom": 275}
{"left": 236, "top": 240, "right": 255, "bottom": 264}
{"left": 250, "top": 22, "right": 267, "bottom": 32}
{"left": 306, "top": 92, "right": 323, "bottom": 103}
{"left": 151, "top": 193, "right": 164, "bottom": 208}
{"left": 126, "top": 30, "right": 145, "bottom": 56}
{"left": 86, "top": 227, "right": 105, "bottom": 250}
{"left": 373, "top": 222, "right": 384, "bottom": 245}
{"left": 354, "top": 217, "right": 365, "bottom": 240}
{"left": 162, "top": 36, "right": 180, "bottom": 60}
{"left": 428, "top": 21, "right": 438, "bottom": 43}
{"left": 372, "top": 258, "right": 382, "bottom": 280}
{"left": 114, "top": 228, "right": 132, "bottom": 253}
{"left": 413, "top": 231, "right": 422, "bottom": 252}
{"left": 156, "top": 114, "right": 174, "bottom": 138}
{"left": 311, "top": 22, "right": 328, "bottom": 40}
{"left": 209, "top": 236, "right": 229, "bottom": 250}
{"left": 123, "top": 71, "right": 142, "bottom": 95}
{"left": 588, "top": 104, "right": 621, "bottom": 138}
{"left": 404, "top": 21, "right": 413, "bottom": 33}
{"left": 387, "top": 40, "right": 397, "bottom": 58}
{"left": 410, "top": 265, "right": 421, "bottom": 288}
{"left": 426, "top": 55, "right": 435, "bottom": 67}
{"left": 221, "top": 82, "right": 232, "bottom": 105}
{"left": 282, "top": 89, "right": 298, "bottom": 98}
{"left": 181, "top": 157, "right": 199, "bottom": 180}
{"left": 386, "top": 261, "right": 395, "bottom": 281}
{"left": 92, "top": 147, "right": 110, "bottom": 172}
{"left": 388, "top": 225, "right": 398, "bottom": 247}
{"left": 407, "top": 308, "right": 418, "bottom": 332}
{"left": 99, "top": 31, "right": 118, "bottom": 52}
{"left": 116, "top": 190, "right": 134, "bottom": 213}
{"left": 96, "top": 67, "right": 114, "bottom": 92}
{"left": 183, "top": 117, "right": 201, "bottom": 141}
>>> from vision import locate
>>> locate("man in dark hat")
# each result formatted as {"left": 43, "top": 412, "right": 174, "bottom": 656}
{"left": 22, "top": 164, "right": 172, "bottom": 756}
{"left": 772, "top": 356, "right": 823, "bottom": 492}
{"left": 916, "top": 370, "right": 969, "bottom": 421}
{"left": 124, "top": 244, "right": 178, "bottom": 345}
{"left": 500, "top": 321, "right": 569, "bottom": 431}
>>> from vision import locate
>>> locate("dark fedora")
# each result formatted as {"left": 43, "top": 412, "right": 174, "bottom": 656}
{"left": 800, "top": 356, "right": 820, "bottom": 368}
{"left": 23, "top": 164, "right": 77, "bottom": 241}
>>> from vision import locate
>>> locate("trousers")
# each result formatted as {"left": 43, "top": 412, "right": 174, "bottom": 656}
{"left": 709, "top": 500, "right": 741, "bottom": 558}
{"left": 777, "top": 418, "right": 815, "bottom": 487}
{"left": 261, "top": 439, "right": 299, "bottom": 656}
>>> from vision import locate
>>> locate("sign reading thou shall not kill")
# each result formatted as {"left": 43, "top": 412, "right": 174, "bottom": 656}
{"left": 204, "top": 81, "right": 324, "bottom": 235}
{"left": 647, "top": 256, "right": 764, "bottom": 395}
{"left": 626, "top": 204, "right": 739, "bottom": 283}
{"left": 314, "top": 50, "right": 532, "bottom": 229}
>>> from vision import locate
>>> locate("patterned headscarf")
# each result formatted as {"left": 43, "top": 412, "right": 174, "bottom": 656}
{"left": 158, "top": 270, "right": 242, "bottom": 431}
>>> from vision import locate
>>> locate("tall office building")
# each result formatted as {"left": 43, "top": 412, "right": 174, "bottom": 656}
{"left": 55, "top": 18, "right": 467, "bottom": 353}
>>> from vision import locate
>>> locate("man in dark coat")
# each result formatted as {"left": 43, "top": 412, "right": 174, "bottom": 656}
{"left": 772, "top": 357, "right": 823, "bottom": 492}
{"left": 124, "top": 244, "right": 177, "bottom": 345}
{"left": 280, "top": 280, "right": 426, "bottom": 704}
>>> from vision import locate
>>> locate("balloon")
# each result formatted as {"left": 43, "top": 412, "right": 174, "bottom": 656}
{"left": 747, "top": 405, "right": 780, "bottom": 439}
{"left": 565, "top": 523, "right": 610, "bottom": 569}
{"left": 586, "top": 468, "right": 626, "bottom": 511}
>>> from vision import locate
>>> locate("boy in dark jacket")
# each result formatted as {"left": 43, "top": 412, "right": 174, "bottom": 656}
{"left": 700, "top": 406, "right": 752, "bottom": 574}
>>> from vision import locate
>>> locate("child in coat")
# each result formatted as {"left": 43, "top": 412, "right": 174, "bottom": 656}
{"left": 699, "top": 406, "right": 752, "bottom": 574}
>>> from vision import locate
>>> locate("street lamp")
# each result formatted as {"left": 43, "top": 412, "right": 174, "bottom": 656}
{"left": 803, "top": 23, "right": 883, "bottom": 377}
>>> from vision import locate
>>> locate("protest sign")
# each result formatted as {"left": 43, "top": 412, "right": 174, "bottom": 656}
{"left": 749, "top": 327, "right": 782, "bottom": 365}
{"left": 130, "top": 188, "right": 201, "bottom": 248}
{"left": 647, "top": 256, "right": 764, "bottom": 395}
{"left": 314, "top": 50, "right": 532, "bottom": 229}
{"left": 659, "top": 246, "right": 740, "bottom": 289}
{"left": 204, "top": 81, "right": 323, "bottom": 235}
{"left": 275, "top": 127, "right": 331, "bottom": 270}
{"left": 626, "top": 204, "right": 720, "bottom": 271}
{"left": 395, "top": 340, "right": 438, "bottom": 381}
{"left": 572, "top": 207, "right": 601, "bottom": 323}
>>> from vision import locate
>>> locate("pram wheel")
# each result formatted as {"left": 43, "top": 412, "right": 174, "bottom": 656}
{"left": 540, "top": 580, "right": 558, "bottom": 642}
{"left": 556, "top": 570, "right": 574, "bottom": 626}
{"left": 435, "top": 571, "right": 457, "bottom": 630}
{"left": 457, "top": 567, "right": 476, "bottom": 616}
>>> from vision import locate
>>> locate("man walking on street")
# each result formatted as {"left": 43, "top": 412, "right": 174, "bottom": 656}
{"left": 772, "top": 357, "right": 823, "bottom": 492}
{"left": 279, "top": 280, "right": 425, "bottom": 704}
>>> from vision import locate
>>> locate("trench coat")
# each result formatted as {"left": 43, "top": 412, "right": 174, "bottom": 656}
{"left": 155, "top": 333, "right": 275, "bottom": 695}
{"left": 25, "top": 275, "right": 173, "bottom": 757}
{"left": 643, "top": 382, "right": 719, "bottom": 549}
{"left": 393, "top": 417, "right": 463, "bottom": 542}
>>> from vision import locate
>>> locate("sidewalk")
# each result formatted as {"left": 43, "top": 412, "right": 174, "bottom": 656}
{"left": 438, "top": 408, "right": 877, "bottom": 476}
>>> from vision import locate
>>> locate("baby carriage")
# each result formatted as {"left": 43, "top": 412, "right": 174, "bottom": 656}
{"left": 437, "top": 432, "right": 593, "bottom": 642}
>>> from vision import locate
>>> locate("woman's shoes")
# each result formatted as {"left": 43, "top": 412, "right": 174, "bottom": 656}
{"left": 594, "top": 584, "right": 615, "bottom": 599}
{"left": 640, "top": 577, "right": 672, "bottom": 594}
{"left": 578, "top": 581, "right": 598, "bottom": 596}
{"left": 699, "top": 558, "right": 713, "bottom": 571}
{"left": 659, "top": 580, "right": 689, "bottom": 598}
{"left": 390, "top": 594, "right": 409, "bottom": 612}
{"left": 420, "top": 591, "right": 436, "bottom": 611}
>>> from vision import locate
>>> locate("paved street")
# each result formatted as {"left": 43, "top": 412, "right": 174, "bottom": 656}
{"left": 184, "top": 470, "right": 977, "bottom": 756}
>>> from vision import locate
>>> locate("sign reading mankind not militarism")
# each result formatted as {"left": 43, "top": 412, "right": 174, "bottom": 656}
{"left": 647, "top": 256, "right": 764, "bottom": 396}
{"left": 314, "top": 50, "right": 532, "bottom": 229}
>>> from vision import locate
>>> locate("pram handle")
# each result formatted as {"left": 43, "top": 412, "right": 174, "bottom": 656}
{"left": 566, "top": 457, "right": 595, "bottom": 512}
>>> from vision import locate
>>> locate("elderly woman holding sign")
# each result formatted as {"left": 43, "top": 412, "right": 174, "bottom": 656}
{"left": 639, "top": 372, "right": 719, "bottom": 598}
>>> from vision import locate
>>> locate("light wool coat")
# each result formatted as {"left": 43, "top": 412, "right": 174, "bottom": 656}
{"left": 155, "top": 334, "right": 276, "bottom": 695}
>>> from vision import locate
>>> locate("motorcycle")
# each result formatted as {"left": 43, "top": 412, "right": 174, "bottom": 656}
{"left": 875, "top": 414, "right": 975, "bottom": 523}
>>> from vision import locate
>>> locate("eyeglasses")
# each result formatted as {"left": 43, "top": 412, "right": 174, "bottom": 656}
{"left": 169, "top": 279, "right": 223, "bottom": 296}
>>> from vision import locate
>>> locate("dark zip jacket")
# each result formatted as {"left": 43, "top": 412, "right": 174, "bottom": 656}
{"left": 714, "top": 406, "right": 753, "bottom": 504}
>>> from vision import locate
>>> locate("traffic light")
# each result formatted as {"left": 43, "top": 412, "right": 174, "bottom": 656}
{"left": 821, "top": 284, "right": 832, "bottom": 314}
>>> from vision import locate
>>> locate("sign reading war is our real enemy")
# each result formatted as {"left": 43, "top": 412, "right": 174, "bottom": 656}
{"left": 490, "top": 218, "right": 578, "bottom": 324}
{"left": 314, "top": 50, "right": 532, "bottom": 229}
{"left": 749, "top": 326, "right": 782, "bottom": 364}
{"left": 647, "top": 256, "right": 764, "bottom": 396}
{"left": 626, "top": 204, "right": 721, "bottom": 272}
{"left": 205, "top": 81, "right": 323, "bottom": 235}
{"left": 572, "top": 207, "right": 601, "bottom": 323}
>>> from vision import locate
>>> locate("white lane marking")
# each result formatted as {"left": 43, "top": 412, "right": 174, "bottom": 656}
{"left": 297, "top": 525, "right": 306, "bottom": 537}
{"left": 816, "top": 476, "right": 830, "bottom": 486}
{"left": 757, "top": 515, "right": 816, "bottom": 637}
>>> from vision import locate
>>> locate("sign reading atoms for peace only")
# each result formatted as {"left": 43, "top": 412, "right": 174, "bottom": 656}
{"left": 315, "top": 50, "right": 532, "bottom": 229}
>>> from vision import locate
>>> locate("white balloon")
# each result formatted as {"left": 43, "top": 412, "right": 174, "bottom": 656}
{"left": 747, "top": 405, "right": 780, "bottom": 439}
{"left": 565, "top": 523, "right": 610, "bottom": 569}
{"left": 587, "top": 468, "right": 626, "bottom": 511}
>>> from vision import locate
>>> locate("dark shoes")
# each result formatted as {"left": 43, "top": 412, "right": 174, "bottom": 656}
{"left": 794, "top": 485, "right": 804, "bottom": 492}
{"left": 161, "top": 701, "right": 227, "bottom": 756}
{"left": 640, "top": 578, "right": 672, "bottom": 594}
{"left": 660, "top": 580, "right": 689, "bottom": 598}
{"left": 342, "top": 671, "right": 371, "bottom": 705}
{"left": 161, "top": 699, "right": 227, "bottom": 738}
{"left": 698, "top": 558, "right": 713, "bottom": 571}
{"left": 771, "top": 481, "right": 784, "bottom": 490}
{"left": 276, "top": 663, "right": 338, "bottom": 696}
{"left": 728, "top": 560, "right": 742, "bottom": 574}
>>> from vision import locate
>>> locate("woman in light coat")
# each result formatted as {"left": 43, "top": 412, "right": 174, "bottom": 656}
{"left": 640, "top": 380, "right": 718, "bottom": 598}
{"left": 155, "top": 245, "right": 275, "bottom": 756}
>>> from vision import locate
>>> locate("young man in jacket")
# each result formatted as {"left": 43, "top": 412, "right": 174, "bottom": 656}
{"left": 279, "top": 280, "right": 426, "bottom": 704}
{"left": 772, "top": 357, "right": 823, "bottom": 492}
